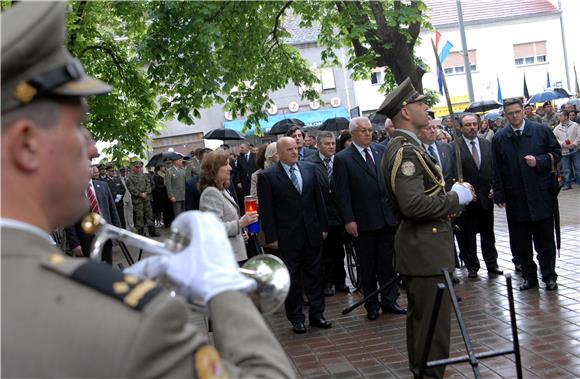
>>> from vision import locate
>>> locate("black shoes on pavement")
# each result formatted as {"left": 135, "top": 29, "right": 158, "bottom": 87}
{"left": 545, "top": 279, "right": 558, "bottom": 291}
{"left": 292, "top": 317, "right": 332, "bottom": 334}
{"left": 487, "top": 267, "right": 504, "bottom": 275}
{"left": 292, "top": 322, "right": 307, "bottom": 334}
{"left": 519, "top": 279, "right": 539, "bottom": 291}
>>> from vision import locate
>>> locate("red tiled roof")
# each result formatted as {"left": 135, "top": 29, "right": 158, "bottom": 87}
{"left": 426, "top": 0, "right": 558, "bottom": 27}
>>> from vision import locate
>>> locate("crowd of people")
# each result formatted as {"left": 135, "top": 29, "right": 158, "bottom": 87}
{"left": 3, "top": 3, "right": 577, "bottom": 379}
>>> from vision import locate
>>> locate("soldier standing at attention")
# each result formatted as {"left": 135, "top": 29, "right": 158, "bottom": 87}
{"left": 1, "top": 3, "right": 294, "bottom": 378}
{"left": 165, "top": 154, "right": 186, "bottom": 217}
{"left": 379, "top": 78, "right": 475, "bottom": 379}
{"left": 126, "top": 160, "right": 160, "bottom": 237}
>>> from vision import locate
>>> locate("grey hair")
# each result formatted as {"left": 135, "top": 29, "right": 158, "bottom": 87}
{"left": 316, "top": 131, "right": 335, "bottom": 144}
{"left": 459, "top": 112, "right": 477, "bottom": 126}
{"left": 1, "top": 99, "right": 60, "bottom": 133}
{"left": 349, "top": 116, "right": 371, "bottom": 132}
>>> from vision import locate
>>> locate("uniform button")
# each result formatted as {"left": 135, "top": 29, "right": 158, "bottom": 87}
{"left": 432, "top": 227, "right": 438, "bottom": 233}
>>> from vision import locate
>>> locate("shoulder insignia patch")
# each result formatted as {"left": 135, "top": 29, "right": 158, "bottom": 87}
{"left": 401, "top": 161, "right": 416, "bottom": 176}
{"left": 44, "top": 258, "right": 163, "bottom": 311}
{"left": 194, "top": 345, "right": 228, "bottom": 379}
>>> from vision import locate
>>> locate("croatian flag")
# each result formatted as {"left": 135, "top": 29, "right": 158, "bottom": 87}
{"left": 436, "top": 31, "right": 453, "bottom": 95}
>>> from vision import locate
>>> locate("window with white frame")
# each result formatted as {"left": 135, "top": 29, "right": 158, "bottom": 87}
{"left": 442, "top": 50, "right": 477, "bottom": 75}
{"left": 513, "top": 41, "right": 547, "bottom": 66}
{"left": 319, "top": 67, "right": 336, "bottom": 90}
{"left": 371, "top": 70, "right": 384, "bottom": 85}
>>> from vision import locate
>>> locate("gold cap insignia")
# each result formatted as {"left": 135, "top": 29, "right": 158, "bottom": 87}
{"left": 14, "top": 81, "right": 37, "bottom": 104}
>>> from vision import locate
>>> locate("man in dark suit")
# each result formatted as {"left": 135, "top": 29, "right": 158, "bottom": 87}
{"left": 334, "top": 117, "right": 404, "bottom": 321}
{"left": 286, "top": 125, "right": 316, "bottom": 161}
{"left": 235, "top": 142, "right": 256, "bottom": 208}
{"left": 258, "top": 137, "right": 331, "bottom": 334}
{"left": 305, "top": 131, "right": 348, "bottom": 296}
{"left": 418, "top": 123, "right": 455, "bottom": 190}
{"left": 493, "top": 98, "right": 561, "bottom": 291}
{"left": 66, "top": 165, "right": 121, "bottom": 264}
{"left": 453, "top": 113, "right": 502, "bottom": 278}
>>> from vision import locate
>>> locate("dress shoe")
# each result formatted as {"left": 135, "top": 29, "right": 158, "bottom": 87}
{"left": 292, "top": 322, "right": 307, "bottom": 334}
{"left": 519, "top": 279, "right": 539, "bottom": 291}
{"left": 323, "top": 286, "right": 335, "bottom": 297}
{"left": 366, "top": 309, "right": 380, "bottom": 321}
{"left": 310, "top": 317, "right": 332, "bottom": 329}
{"left": 545, "top": 279, "right": 558, "bottom": 291}
{"left": 487, "top": 267, "right": 504, "bottom": 275}
{"left": 335, "top": 283, "right": 350, "bottom": 293}
{"left": 382, "top": 303, "right": 407, "bottom": 315}
{"left": 467, "top": 270, "right": 478, "bottom": 279}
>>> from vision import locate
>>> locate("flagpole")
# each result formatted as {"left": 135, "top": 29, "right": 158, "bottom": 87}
{"left": 431, "top": 39, "right": 455, "bottom": 121}
{"left": 574, "top": 62, "right": 580, "bottom": 98}
{"left": 456, "top": 0, "right": 475, "bottom": 102}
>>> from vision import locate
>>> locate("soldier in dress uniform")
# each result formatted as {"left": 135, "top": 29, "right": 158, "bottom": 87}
{"left": 378, "top": 78, "right": 475, "bottom": 379}
{"left": 164, "top": 154, "right": 186, "bottom": 217}
{"left": 0, "top": 3, "right": 294, "bottom": 378}
{"left": 126, "top": 160, "right": 160, "bottom": 237}
{"left": 103, "top": 162, "right": 127, "bottom": 229}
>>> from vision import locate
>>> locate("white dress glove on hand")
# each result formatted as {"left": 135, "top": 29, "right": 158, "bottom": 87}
{"left": 123, "top": 211, "right": 256, "bottom": 305}
{"left": 451, "top": 182, "right": 474, "bottom": 205}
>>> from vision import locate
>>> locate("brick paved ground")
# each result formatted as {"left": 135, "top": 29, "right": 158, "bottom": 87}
{"left": 265, "top": 188, "right": 580, "bottom": 379}
{"left": 113, "top": 188, "right": 579, "bottom": 378}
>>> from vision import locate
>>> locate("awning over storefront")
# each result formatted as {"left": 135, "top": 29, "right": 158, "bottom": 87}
{"left": 224, "top": 107, "right": 350, "bottom": 135}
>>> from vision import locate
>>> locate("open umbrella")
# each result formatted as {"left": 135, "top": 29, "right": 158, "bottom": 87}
{"left": 464, "top": 99, "right": 502, "bottom": 113}
{"left": 483, "top": 112, "right": 501, "bottom": 121}
{"left": 204, "top": 128, "right": 245, "bottom": 141}
{"left": 527, "top": 88, "right": 571, "bottom": 104}
{"left": 268, "top": 118, "right": 304, "bottom": 135}
{"left": 146, "top": 151, "right": 181, "bottom": 167}
{"left": 319, "top": 117, "right": 350, "bottom": 131}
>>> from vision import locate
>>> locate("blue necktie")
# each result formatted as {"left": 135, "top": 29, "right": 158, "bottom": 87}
{"left": 290, "top": 166, "right": 301, "bottom": 194}
{"left": 428, "top": 145, "right": 440, "bottom": 167}
{"left": 363, "top": 148, "right": 376, "bottom": 175}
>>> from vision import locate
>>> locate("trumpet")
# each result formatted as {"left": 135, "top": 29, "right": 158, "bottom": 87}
{"left": 81, "top": 213, "right": 290, "bottom": 315}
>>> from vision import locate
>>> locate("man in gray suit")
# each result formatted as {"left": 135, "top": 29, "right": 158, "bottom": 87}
{"left": 1, "top": 3, "right": 293, "bottom": 377}
{"left": 165, "top": 154, "right": 186, "bottom": 216}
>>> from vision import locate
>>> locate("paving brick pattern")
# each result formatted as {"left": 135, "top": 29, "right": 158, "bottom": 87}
{"left": 113, "top": 188, "right": 579, "bottom": 378}
{"left": 265, "top": 188, "right": 580, "bottom": 378}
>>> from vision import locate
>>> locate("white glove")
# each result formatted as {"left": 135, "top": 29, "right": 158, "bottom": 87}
{"left": 124, "top": 211, "right": 256, "bottom": 305}
{"left": 115, "top": 194, "right": 123, "bottom": 203}
{"left": 451, "top": 182, "right": 474, "bottom": 205}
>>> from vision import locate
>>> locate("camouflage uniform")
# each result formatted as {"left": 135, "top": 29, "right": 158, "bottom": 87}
{"left": 542, "top": 112, "right": 559, "bottom": 129}
{"left": 126, "top": 167, "right": 156, "bottom": 235}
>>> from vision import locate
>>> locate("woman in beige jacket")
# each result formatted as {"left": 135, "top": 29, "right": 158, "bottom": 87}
{"left": 199, "top": 151, "right": 258, "bottom": 263}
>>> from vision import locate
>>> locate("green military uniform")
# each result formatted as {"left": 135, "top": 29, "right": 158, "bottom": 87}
{"left": 1, "top": 3, "right": 293, "bottom": 377}
{"left": 126, "top": 161, "right": 156, "bottom": 235}
{"left": 525, "top": 114, "right": 543, "bottom": 124}
{"left": 378, "top": 79, "right": 462, "bottom": 379}
{"left": 542, "top": 111, "right": 559, "bottom": 128}
{"left": 165, "top": 160, "right": 186, "bottom": 216}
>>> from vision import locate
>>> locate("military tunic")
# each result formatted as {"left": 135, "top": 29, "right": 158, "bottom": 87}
{"left": 542, "top": 112, "right": 559, "bottom": 129}
{"left": 381, "top": 130, "right": 461, "bottom": 379}
{"left": 165, "top": 166, "right": 186, "bottom": 216}
{"left": 126, "top": 171, "right": 154, "bottom": 230}
{"left": 1, "top": 225, "right": 294, "bottom": 378}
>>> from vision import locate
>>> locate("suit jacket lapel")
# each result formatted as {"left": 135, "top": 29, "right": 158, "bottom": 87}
{"left": 222, "top": 189, "right": 239, "bottom": 212}
{"left": 350, "top": 145, "right": 376, "bottom": 177}
{"left": 276, "top": 162, "right": 301, "bottom": 195}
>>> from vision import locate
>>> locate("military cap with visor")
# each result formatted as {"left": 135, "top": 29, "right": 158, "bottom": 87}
{"left": 376, "top": 78, "right": 426, "bottom": 119}
{"left": 1, "top": 2, "right": 111, "bottom": 112}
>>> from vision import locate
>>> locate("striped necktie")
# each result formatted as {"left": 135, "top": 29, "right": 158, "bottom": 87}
{"left": 289, "top": 166, "right": 301, "bottom": 194}
{"left": 87, "top": 184, "right": 100, "bottom": 214}
{"left": 324, "top": 157, "right": 332, "bottom": 180}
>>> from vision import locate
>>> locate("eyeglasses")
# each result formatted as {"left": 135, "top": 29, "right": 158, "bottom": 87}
{"left": 505, "top": 110, "right": 522, "bottom": 117}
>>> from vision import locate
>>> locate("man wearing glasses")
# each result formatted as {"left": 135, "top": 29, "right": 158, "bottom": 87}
{"left": 492, "top": 98, "right": 561, "bottom": 291}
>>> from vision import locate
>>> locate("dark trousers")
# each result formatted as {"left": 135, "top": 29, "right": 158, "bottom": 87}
{"left": 403, "top": 275, "right": 450, "bottom": 379}
{"left": 322, "top": 225, "right": 346, "bottom": 287}
{"left": 458, "top": 206, "right": 498, "bottom": 271}
{"left": 116, "top": 204, "right": 126, "bottom": 229}
{"left": 280, "top": 244, "right": 325, "bottom": 324}
{"left": 507, "top": 217, "right": 557, "bottom": 283}
{"left": 353, "top": 225, "right": 398, "bottom": 312}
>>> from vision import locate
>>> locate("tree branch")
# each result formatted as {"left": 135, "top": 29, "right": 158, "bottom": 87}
{"left": 334, "top": 1, "right": 369, "bottom": 58}
{"left": 80, "top": 44, "right": 126, "bottom": 83}
{"left": 266, "top": 1, "right": 292, "bottom": 55}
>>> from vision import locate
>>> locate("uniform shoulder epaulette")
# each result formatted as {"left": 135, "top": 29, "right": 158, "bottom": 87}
{"left": 42, "top": 253, "right": 163, "bottom": 310}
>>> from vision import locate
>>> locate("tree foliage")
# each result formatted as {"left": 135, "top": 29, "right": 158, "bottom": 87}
{"left": 293, "top": 0, "right": 432, "bottom": 94}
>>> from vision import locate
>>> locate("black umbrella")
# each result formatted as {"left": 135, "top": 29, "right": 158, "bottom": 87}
{"left": 146, "top": 151, "right": 181, "bottom": 167}
{"left": 204, "top": 128, "right": 245, "bottom": 141}
{"left": 464, "top": 99, "right": 502, "bottom": 113}
{"left": 268, "top": 118, "right": 305, "bottom": 135}
{"left": 319, "top": 117, "right": 350, "bottom": 131}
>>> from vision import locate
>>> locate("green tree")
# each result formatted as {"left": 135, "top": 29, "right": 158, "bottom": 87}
{"left": 293, "top": 0, "right": 432, "bottom": 93}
